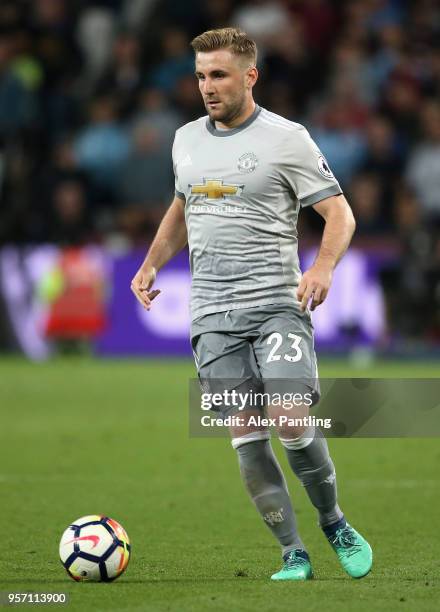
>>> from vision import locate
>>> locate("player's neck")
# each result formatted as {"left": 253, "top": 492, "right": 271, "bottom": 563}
{"left": 215, "top": 100, "right": 256, "bottom": 130}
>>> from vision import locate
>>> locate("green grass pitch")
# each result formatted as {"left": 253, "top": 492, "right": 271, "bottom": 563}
{"left": 0, "top": 358, "right": 439, "bottom": 611}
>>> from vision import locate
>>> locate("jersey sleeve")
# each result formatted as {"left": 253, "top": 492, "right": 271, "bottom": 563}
{"left": 172, "top": 133, "right": 186, "bottom": 200}
{"left": 284, "top": 126, "right": 342, "bottom": 208}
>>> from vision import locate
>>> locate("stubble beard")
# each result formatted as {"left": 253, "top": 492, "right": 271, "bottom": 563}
{"left": 206, "top": 94, "right": 246, "bottom": 127}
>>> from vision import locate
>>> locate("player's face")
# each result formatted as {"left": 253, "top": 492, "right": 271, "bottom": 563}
{"left": 195, "top": 49, "right": 254, "bottom": 126}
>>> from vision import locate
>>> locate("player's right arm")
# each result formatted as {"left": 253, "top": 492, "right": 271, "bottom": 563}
{"left": 130, "top": 195, "right": 187, "bottom": 309}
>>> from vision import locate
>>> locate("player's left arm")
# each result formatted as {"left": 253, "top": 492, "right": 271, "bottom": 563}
{"left": 297, "top": 194, "right": 356, "bottom": 312}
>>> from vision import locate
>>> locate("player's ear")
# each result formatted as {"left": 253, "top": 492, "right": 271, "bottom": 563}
{"left": 246, "top": 66, "right": 258, "bottom": 88}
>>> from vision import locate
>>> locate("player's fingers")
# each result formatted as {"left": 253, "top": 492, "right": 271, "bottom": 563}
{"left": 318, "top": 287, "right": 329, "bottom": 306}
{"left": 296, "top": 277, "right": 307, "bottom": 301}
{"left": 139, "top": 279, "right": 154, "bottom": 291}
{"left": 310, "top": 287, "right": 322, "bottom": 311}
{"left": 147, "top": 289, "right": 161, "bottom": 301}
{"left": 131, "top": 284, "right": 161, "bottom": 310}
{"left": 131, "top": 280, "right": 150, "bottom": 308}
{"left": 131, "top": 284, "right": 151, "bottom": 309}
{"left": 138, "top": 276, "right": 153, "bottom": 291}
{"left": 300, "top": 284, "right": 315, "bottom": 312}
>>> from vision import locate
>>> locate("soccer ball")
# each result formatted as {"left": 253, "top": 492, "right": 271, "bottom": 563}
{"left": 59, "top": 515, "right": 131, "bottom": 582}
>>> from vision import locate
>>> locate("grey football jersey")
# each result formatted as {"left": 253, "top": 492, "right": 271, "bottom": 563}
{"left": 172, "top": 105, "right": 342, "bottom": 321}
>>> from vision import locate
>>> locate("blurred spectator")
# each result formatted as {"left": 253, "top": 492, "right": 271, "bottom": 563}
{"left": 153, "top": 0, "right": 206, "bottom": 36}
{"left": 348, "top": 173, "right": 388, "bottom": 235}
{"left": 171, "top": 74, "right": 204, "bottom": 122}
{"left": 121, "top": 0, "right": 160, "bottom": 32}
{"left": 10, "top": 26, "right": 44, "bottom": 92}
{"left": 48, "top": 179, "right": 93, "bottom": 246}
{"left": 40, "top": 137, "right": 89, "bottom": 202}
{"left": 115, "top": 111, "right": 174, "bottom": 245}
{"left": 361, "top": 114, "right": 402, "bottom": 179}
{"left": 365, "top": 0, "right": 404, "bottom": 32}
{"left": 379, "top": 60, "right": 422, "bottom": 143}
{"left": 260, "top": 21, "right": 317, "bottom": 115}
{"left": 97, "top": 30, "right": 144, "bottom": 117}
{"left": 293, "top": 0, "right": 338, "bottom": 55}
{"left": 31, "top": 0, "right": 82, "bottom": 88}
{"left": 393, "top": 188, "right": 424, "bottom": 237}
{"left": 117, "top": 120, "right": 173, "bottom": 211}
{"left": 310, "top": 84, "right": 368, "bottom": 186}
{"left": 28, "top": 0, "right": 83, "bottom": 143}
{"left": 197, "top": 0, "right": 235, "bottom": 32}
{"left": 261, "top": 82, "right": 297, "bottom": 121}
{"left": 405, "top": 100, "right": 440, "bottom": 221}
{"left": 232, "top": 0, "right": 291, "bottom": 56}
{"left": 360, "top": 114, "right": 403, "bottom": 223}
{"left": 0, "top": 28, "right": 38, "bottom": 136}
{"left": 132, "top": 88, "right": 183, "bottom": 149}
{"left": 74, "top": 95, "right": 130, "bottom": 199}
{"left": 49, "top": 137, "right": 86, "bottom": 182}
{"left": 408, "top": 0, "right": 440, "bottom": 45}
{"left": 149, "top": 28, "right": 194, "bottom": 93}
{"left": 365, "top": 24, "right": 403, "bottom": 101}
{"left": 381, "top": 187, "right": 440, "bottom": 340}
{"left": 76, "top": 7, "right": 115, "bottom": 90}
{"left": 27, "top": 137, "right": 90, "bottom": 242}
{"left": 330, "top": 41, "right": 375, "bottom": 106}
{"left": 339, "top": 1, "right": 371, "bottom": 47}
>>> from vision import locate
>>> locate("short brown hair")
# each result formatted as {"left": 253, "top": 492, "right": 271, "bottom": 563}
{"left": 190, "top": 27, "right": 257, "bottom": 66}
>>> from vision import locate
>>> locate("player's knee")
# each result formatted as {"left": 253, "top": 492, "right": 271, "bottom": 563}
{"left": 231, "top": 430, "right": 270, "bottom": 450}
{"left": 267, "top": 402, "right": 311, "bottom": 441}
{"left": 277, "top": 423, "right": 308, "bottom": 441}
{"left": 278, "top": 426, "right": 315, "bottom": 450}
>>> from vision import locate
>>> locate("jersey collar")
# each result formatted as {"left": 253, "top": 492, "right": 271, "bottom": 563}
{"left": 206, "top": 104, "right": 261, "bottom": 137}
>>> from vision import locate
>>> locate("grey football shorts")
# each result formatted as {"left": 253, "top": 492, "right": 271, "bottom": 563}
{"left": 191, "top": 303, "right": 320, "bottom": 417}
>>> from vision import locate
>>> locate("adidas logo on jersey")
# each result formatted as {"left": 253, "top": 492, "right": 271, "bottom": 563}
{"left": 178, "top": 154, "right": 192, "bottom": 167}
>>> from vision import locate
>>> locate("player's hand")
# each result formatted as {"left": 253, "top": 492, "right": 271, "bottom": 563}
{"left": 297, "top": 264, "right": 333, "bottom": 312}
{"left": 130, "top": 265, "right": 161, "bottom": 310}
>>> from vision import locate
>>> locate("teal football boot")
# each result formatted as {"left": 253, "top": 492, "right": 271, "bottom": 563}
{"left": 271, "top": 549, "right": 313, "bottom": 581}
{"left": 324, "top": 519, "right": 372, "bottom": 579}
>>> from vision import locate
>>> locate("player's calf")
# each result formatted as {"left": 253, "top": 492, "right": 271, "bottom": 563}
{"left": 279, "top": 427, "right": 344, "bottom": 528}
{"left": 233, "top": 434, "right": 307, "bottom": 562}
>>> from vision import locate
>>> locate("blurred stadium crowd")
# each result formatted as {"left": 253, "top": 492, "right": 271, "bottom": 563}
{"left": 0, "top": 0, "right": 439, "bottom": 342}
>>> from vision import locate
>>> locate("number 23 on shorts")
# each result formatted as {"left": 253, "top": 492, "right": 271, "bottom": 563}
{"left": 266, "top": 332, "right": 303, "bottom": 363}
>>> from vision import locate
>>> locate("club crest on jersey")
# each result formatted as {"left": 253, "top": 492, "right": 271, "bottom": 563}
{"left": 237, "top": 152, "right": 258, "bottom": 174}
{"left": 190, "top": 178, "right": 244, "bottom": 200}
{"left": 317, "top": 155, "right": 334, "bottom": 179}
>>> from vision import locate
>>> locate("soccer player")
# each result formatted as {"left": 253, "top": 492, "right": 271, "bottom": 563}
{"left": 131, "top": 27, "right": 373, "bottom": 581}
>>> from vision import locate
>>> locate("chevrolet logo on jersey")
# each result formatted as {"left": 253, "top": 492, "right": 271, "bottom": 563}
{"left": 190, "top": 179, "right": 244, "bottom": 200}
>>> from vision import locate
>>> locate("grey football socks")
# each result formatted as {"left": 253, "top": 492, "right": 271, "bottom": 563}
{"left": 281, "top": 428, "right": 343, "bottom": 528}
{"left": 235, "top": 438, "right": 305, "bottom": 556}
